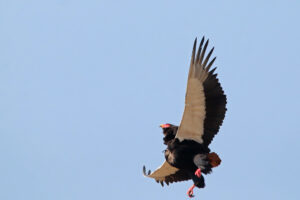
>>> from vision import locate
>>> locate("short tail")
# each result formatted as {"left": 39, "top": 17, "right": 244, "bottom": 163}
{"left": 208, "top": 152, "right": 221, "bottom": 168}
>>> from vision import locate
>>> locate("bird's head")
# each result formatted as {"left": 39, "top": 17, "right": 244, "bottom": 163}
{"left": 160, "top": 123, "right": 178, "bottom": 144}
{"left": 160, "top": 123, "right": 177, "bottom": 135}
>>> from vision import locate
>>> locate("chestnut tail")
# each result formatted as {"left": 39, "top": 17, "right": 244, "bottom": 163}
{"left": 208, "top": 152, "right": 221, "bottom": 168}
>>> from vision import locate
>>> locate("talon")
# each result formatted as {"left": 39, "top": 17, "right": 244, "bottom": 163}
{"left": 187, "top": 184, "right": 195, "bottom": 198}
{"left": 195, "top": 168, "right": 201, "bottom": 178}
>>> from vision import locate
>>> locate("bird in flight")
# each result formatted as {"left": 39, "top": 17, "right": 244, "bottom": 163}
{"left": 143, "top": 37, "right": 227, "bottom": 198}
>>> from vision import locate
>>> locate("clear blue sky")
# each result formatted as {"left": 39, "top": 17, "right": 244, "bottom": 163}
{"left": 1, "top": 1, "right": 299, "bottom": 200}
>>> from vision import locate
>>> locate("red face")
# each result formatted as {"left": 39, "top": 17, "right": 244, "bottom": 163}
{"left": 160, "top": 123, "right": 171, "bottom": 128}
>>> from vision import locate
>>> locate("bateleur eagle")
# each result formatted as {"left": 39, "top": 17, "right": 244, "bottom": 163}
{"left": 143, "top": 37, "right": 227, "bottom": 198}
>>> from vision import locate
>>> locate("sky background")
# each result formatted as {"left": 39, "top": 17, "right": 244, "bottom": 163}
{"left": 1, "top": 0, "right": 300, "bottom": 200}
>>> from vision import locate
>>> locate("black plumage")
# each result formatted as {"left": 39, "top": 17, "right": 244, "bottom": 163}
{"left": 202, "top": 70, "right": 227, "bottom": 146}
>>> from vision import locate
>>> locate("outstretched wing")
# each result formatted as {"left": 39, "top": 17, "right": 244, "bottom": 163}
{"left": 143, "top": 161, "right": 191, "bottom": 186}
{"left": 176, "top": 37, "right": 227, "bottom": 146}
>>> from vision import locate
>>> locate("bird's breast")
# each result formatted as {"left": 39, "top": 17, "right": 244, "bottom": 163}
{"left": 165, "top": 139, "right": 207, "bottom": 170}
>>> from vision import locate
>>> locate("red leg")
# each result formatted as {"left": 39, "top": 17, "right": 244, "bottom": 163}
{"left": 195, "top": 168, "right": 201, "bottom": 178}
{"left": 187, "top": 184, "right": 195, "bottom": 198}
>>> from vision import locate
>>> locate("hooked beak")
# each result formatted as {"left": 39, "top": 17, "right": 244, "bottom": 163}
{"left": 160, "top": 124, "right": 170, "bottom": 128}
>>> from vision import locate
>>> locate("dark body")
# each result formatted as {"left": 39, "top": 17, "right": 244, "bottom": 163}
{"left": 163, "top": 125, "right": 211, "bottom": 173}
{"left": 166, "top": 139, "right": 210, "bottom": 170}
{"left": 162, "top": 125, "right": 213, "bottom": 187}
